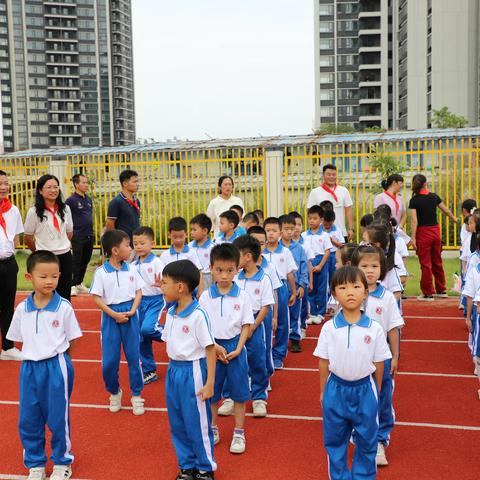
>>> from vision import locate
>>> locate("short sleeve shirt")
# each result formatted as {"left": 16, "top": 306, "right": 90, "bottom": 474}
{"left": 0, "top": 204, "right": 23, "bottom": 258}
{"left": 260, "top": 256, "right": 283, "bottom": 290}
{"left": 374, "top": 192, "right": 406, "bottom": 225}
{"left": 199, "top": 283, "right": 254, "bottom": 340}
{"left": 133, "top": 253, "right": 163, "bottom": 296}
{"left": 462, "top": 262, "right": 480, "bottom": 302}
{"left": 408, "top": 193, "right": 442, "bottom": 227}
{"left": 365, "top": 284, "right": 404, "bottom": 336}
{"left": 301, "top": 230, "right": 333, "bottom": 257}
{"left": 106, "top": 193, "right": 141, "bottom": 239}
{"left": 65, "top": 193, "right": 93, "bottom": 236}
{"left": 161, "top": 299, "right": 215, "bottom": 361}
{"left": 159, "top": 245, "right": 203, "bottom": 271}
{"left": 189, "top": 239, "right": 214, "bottom": 274}
{"left": 235, "top": 267, "right": 275, "bottom": 314}
{"left": 262, "top": 244, "right": 297, "bottom": 280}
{"left": 7, "top": 292, "right": 82, "bottom": 361}
{"left": 320, "top": 224, "right": 345, "bottom": 252}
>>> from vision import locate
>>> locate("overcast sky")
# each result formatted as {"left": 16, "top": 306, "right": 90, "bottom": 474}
{"left": 132, "top": 0, "right": 314, "bottom": 142}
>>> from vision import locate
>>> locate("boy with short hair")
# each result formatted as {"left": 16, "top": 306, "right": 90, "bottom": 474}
{"left": 8, "top": 251, "right": 82, "bottom": 480}
{"left": 253, "top": 209, "right": 264, "bottom": 226}
{"left": 161, "top": 260, "right": 217, "bottom": 480}
{"left": 264, "top": 217, "right": 297, "bottom": 369}
{"left": 216, "top": 210, "right": 242, "bottom": 244}
{"left": 230, "top": 205, "right": 246, "bottom": 235}
{"left": 232, "top": 235, "right": 275, "bottom": 417}
{"left": 240, "top": 211, "right": 260, "bottom": 232}
{"left": 320, "top": 209, "right": 345, "bottom": 283}
{"left": 132, "top": 226, "right": 164, "bottom": 384}
{"left": 189, "top": 213, "right": 214, "bottom": 290}
{"left": 279, "top": 214, "right": 308, "bottom": 353}
{"left": 199, "top": 244, "right": 254, "bottom": 454}
{"left": 90, "top": 229, "right": 146, "bottom": 415}
{"left": 302, "top": 205, "right": 332, "bottom": 324}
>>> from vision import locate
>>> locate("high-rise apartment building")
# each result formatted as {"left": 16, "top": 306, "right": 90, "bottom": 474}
{"left": 314, "top": 0, "right": 479, "bottom": 131}
{"left": 0, "top": 0, "right": 135, "bottom": 152}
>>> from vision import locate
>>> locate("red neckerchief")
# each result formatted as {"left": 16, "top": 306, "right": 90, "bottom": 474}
{"left": 44, "top": 204, "right": 61, "bottom": 233}
{"left": 384, "top": 190, "right": 399, "bottom": 215}
{"left": 418, "top": 189, "right": 430, "bottom": 195}
{"left": 0, "top": 197, "right": 12, "bottom": 236}
{"left": 124, "top": 196, "right": 140, "bottom": 213}
{"left": 321, "top": 183, "right": 338, "bottom": 202}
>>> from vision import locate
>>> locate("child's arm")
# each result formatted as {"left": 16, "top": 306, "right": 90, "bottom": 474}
{"left": 319, "top": 358, "right": 329, "bottom": 402}
{"left": 272, "top": 291, "right": 278, "bottom": 332}
{"left": 373, "top": 361, "right": 384, "bottom": 392}
{"left": 226, "top": 323, "right": 250, "bottom": 361}
{"left": 466, "top": 296, "right": 473, "bottom": 333}
{"left": 127, "top": 289, "right": 142, "bottom": 317}
{"left": 196, "top": 271, "right": 204, "bottom": 299}
{"left": 196, "top": 344, "right": 216, "bottom": 401}
{"left": 66, "top": 339, "right": 77, "bottom": 356}
{"left": 330, "top": 238, "right": 344, "bottom": 248}
{"left": 250, "top": 305, "right": 270, "bottom": 337}
{"left": 287, "top": 271, "right": 297, "bottom": 306}
{"left": 387, "top": 328, "right": 400, "bottom": 375}
{"left": 92, "top": 295, "right": 129, "bottom": 324}
{"left": 461, "top": 259, "right": 467, "bottom": 275}
{"left": 308, "top": 260, "right": 313, "bottom": 292}
{"left": 313, "top": 249, "right": 330, "bottom": 272}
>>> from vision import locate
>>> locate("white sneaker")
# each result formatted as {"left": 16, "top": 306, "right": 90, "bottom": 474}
{"left": 109, "top": 389, "right": 122, "bottom": 413}
{"left": 218, "top": 398, "right": 234, "bottom": 416}
{"left": 0, "top": 347, "right": 22, "bottom": 361}
{"left": 27, "top": 468, "right": 46, "bottom": 480}
{"left": 70, "top": 285, "right": 78, "bottom": 297}
{"left": 212, "top": 426, "right": 220, "bottom": 445}
{"left": 376, "top": 443, "right": 388, "bottom": 466}
{"left": 306, "top": 316, "right": 315, "bottom": 325}
{"left": 252, "top": 400, "right": 267, "bottom": 418}
{"left": 301, "top": 328, "right": 307, "bottom": 339}
{"left": 312, "top": 315, "right": 324, "bottom": 325}
{"left": 267, "top": 381, "right": 272, "bottom": 392}
{"left": 77, "top": 283, "right": 89, "bottom": 293}
{"left": 230, "top": 433, "right": 246, "bottom": 454}
{"left": 50, "top": 465, "right": 72, "bottom": 480}
{"left": 131, "top": 395, "right": 145, "bottom": 415}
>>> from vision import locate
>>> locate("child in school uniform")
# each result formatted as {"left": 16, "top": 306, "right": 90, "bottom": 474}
{"left": 160, "top": 260, "right": 217, "bottom": 480}
{"left": 315, "top": 266, "right": 391, "bottom": 480}
{"left": 89, "top": 229, "right": 146, "bottom": 415}
{"left": 240, "top": 211, "right": 260, "bottom": 232}
{"left": 279, "top": 214, "right": 308, "bottom": 353}
{"left": 230, "top": 205, "right": 247, "bottom": 235}
{"left": 320, "top": 208, "right": 345, "bottom": 283}
{"left": 302, "top": 205, "right": 332, "bottom": 323}
{"left": 7, "top": 251, "right": 82, "bottom": 480}
{"left": 215, "top": 210, "right": 243, "bottom": 244}
{"left": 132, "top": 226, "right": 164, "bottom": 385}
{"left": 352, "top": 245, "right": 404, "bottom": 466}
{"left": 264, "top": 217, "right": 297, "bottom": 370}
{"left": 199, "top": 244, "right": 254, "bottom": 454}
{"left": 233, "top": 234, "right": 275, "bottom": 417}
{"left": 189, "top": 214, "right": 214, "bottom": 290}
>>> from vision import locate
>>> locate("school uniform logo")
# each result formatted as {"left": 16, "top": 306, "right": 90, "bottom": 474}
{"left": 280, "top": 258, "right": 285, "bottom": 263}
{"left": 182, "top": 325, "right": 190, "bottom": 334}
{"left": 204, "top": 253, "right": 209, "bottom": 258}
{"left": 52, "top": 320, "right": 60, "bottom": 328}
{"left": 375, "top": 307, "right": 383, "bottom": 315}
{"left": 130, "top": 276, "right": 134, "bottom": 282}
{"left": 147, "top": 268, "right": 153, "bottom": 273}
{"left": 234, "top": 304, "right": 241, "bottom": 311}
{"left": 254, "top": 288, "right": 260, "bottom": 295}
{"left": 364, "top": 335, "right": 372, "bottom": 345}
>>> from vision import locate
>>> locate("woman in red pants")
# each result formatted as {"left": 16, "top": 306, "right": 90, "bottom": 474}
{"left": 409, "top": 174, "right": 457, "bottom": 301}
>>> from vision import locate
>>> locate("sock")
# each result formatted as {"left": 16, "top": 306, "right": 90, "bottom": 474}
{"left": 234, "top": 428, "right": 245, "bottom": 436}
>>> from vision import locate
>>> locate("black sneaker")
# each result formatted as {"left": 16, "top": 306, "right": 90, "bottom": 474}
{"left": 176, "top": 469, "right": 198, "bottom": 480}
{"left": 143, "top": 371, "right": 158, "bottom": 384}
{"left": 433, "top": 291, "right": 448, "bottom": 298}
{"left": 290, "top": 340, "right": 302, "bottom": 353}
{"left": 417, "top": 295, "right": 434, "bottom": 302}
{"left": 195, "top": 472, "right": 214, "bottom": 480}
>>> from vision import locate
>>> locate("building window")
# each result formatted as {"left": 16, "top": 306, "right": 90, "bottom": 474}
{"left": 320, "top": 38, "right": 334, "bottom": 50}
{"left": 319, "top": 5, "right": 334, "bottom": 16}
{"left": 338, "top": 20, "right": 358, "bottom": 32}
{"left": 320, "top": 107, "right": 335, "bottom": 117}
{"left": 319, "top": 90, "right": 334, "bottom": 101}
{"left": 319, "top": 21, "right": 334, "bottom": 33}
{"left": 319, "top": 72, "right": 334, "bottom": 84}
{"left": 338, "top": 37, "right": 358, "bottom": 49}
{"left": 337, "top": 55, "right": 358, "bottom": 66}
{"left": 337, "top": 3, "right": 359, "bottom": 15}
{"left": 319, "top": 55, "right": 334, "bottom": 67}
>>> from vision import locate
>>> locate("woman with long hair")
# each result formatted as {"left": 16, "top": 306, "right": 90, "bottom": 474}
{"left": 24, "top": 174, "right": 74, "bottom": 300}
{"left": 374, "top": 173, "right": 406, "bottom": 228}
{"left": 408, "top": 173, "right": 457, "bottom": 301}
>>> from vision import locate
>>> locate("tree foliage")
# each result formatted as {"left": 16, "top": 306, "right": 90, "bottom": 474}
{"left": 432, "top": 107, "right": 468, "bottom": 129}
{"left": 368, "top": 144, "right": 405, "bottom": 193}
{"left": 314, "top": 123, "right": 356, "bottom": 135}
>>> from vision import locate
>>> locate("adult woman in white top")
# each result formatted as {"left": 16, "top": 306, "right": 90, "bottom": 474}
{"left": 24, "top": 174, "right": 74, "bottom": 300}
{"left": 373, "top": 174, "right": 406, "bottom": 228}
{"left": 206, "top": 175, "right": 244, "bottom": 236}
{"left": 0, "top": 170, "right": 24, "bottom": 361}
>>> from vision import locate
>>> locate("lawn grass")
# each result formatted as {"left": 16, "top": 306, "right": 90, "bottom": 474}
{"left": 14, "top": 250, "right": 461, "bottom": 297}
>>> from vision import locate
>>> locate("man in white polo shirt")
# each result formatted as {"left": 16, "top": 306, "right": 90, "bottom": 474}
{"left": 307, "top": 163, "right": 355, "bottom": 241}
{"left": 0, "top": 170, "right": 24, "bottom": 361}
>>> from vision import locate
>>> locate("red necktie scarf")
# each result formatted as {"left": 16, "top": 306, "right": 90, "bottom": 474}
{"left": 418, "top": 189, "right": 430, "bottom": 195}
{"left": 44, "top": 204, "right": 61, "bottom": 233}
{"left": 125, "top": 197, "right": 140, "bottom": 213}
{"left": 321, "top": 183, "right": 338, "bottom": 203}
{"left": 384, "top": 191, "right": 399, "bottom": 215}
{"left": 0, "top": 197, "right": 12, "bottom": 236}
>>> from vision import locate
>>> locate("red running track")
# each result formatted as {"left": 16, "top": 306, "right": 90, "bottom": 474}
{"left": 0, "top": 296, "right": 479, "bottom": 480}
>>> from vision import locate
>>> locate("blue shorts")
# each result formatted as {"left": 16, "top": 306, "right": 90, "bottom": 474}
{"left": 213, "top": 335, "right": 249, "bottom": 403}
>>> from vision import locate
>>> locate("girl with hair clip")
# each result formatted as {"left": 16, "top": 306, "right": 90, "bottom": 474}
{"left": 351, "top": 245, "right": 404, "bottom": 466}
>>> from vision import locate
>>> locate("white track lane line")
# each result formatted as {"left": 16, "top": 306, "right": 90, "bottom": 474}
{"left": 0, "top": 400, "right": 478, "bottom": 432}
{"left": 0, "top": 475, "right": 92, "bottom": 480}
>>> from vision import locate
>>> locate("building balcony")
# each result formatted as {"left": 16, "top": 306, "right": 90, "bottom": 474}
{"left": 359, "top": 114, "right": 382, "bottom": 122}
{"left": 358, "top": 46, "right": 381, "bottom": 53}
{"left": 358, "top": 29, "right": 381, "bottom": 36}
{"left": 359, "top": 63, "right": 381, "bottom": 70}
{"left": 359, "top": 80, "right": 381, "bottom": 88}
{"left": 358, "top": 11, "right": 380, "bottom": 18}
{"left": 359, "top": 97, "right": 381, "bottom": 105}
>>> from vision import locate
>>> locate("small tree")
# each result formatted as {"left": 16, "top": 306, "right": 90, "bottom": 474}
{"left": 368, "top": 144, "right": 405, "bottom": 194}
{"left": 432, "top": 107, "right": 468, "bottom": 129}
{"left": 314, "top": 123, "right": 356, "bottom": 135}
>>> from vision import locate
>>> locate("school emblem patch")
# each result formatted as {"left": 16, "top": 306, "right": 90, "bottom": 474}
{"left": 148, "top": 268, "right": 153, "bottom": 273}
{"left": 52, "top": 320, "right": 60, "bottom": 328}
{"left": 364, "top": 335, "right": 372, "bottom": 345}
{"left": 375, "top": 307, "right": 383, "bottom": 315}
{"left": 182, "top": 325, "right": 190, "bottom": 334}
{"left": 254, "top": 288, "right": 260, "bottom": 295}
{"left": 204, "top": 253, "right": 209, "bottom": 258}
{"left": 280, "top": 258, "right": 285, "bottom": 263}
{"left": 130, "top": 275, "right": 134, "bottom": 282}
{"left": 234, "top": 304, "right": 241, "bottom": 311}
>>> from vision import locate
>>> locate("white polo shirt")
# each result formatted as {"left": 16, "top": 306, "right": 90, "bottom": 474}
{"left": 89, "top": 261, "right": 145, "bottom": 305}
{"left": 319, "top": 224, "right": 345, "bottom": 253}
{"left": 307, "top": 185, "right": 353, "bottom": 236}
{"left": 133, "top": 253, "right": 163, "bottom": 297}
{"left": 188, "top": 238, "right": 214, "bottom": 274}
{"left": 465, "top": 251, "right": 480, "bottom": 273}
{"left": 199, "top": 283, "right": 254, "bottom": 340}
{"left": 235, "top": 267, "right": 275, "bottom": 314}
{"left": 462, "top": 262, "right": 480, "bottom": 304}
{"left": 206, "top": 194, "right": 244, "bottom": 236}
{"left": 395, "top": 235, "right": 409, "bottom": 259}
{"left": 24, "top": 205, "right": 73, "bottom": 255}
{"left": 159, "top": 245, "right": 202, "bottom": 271}
{"left": 301, "top": 230, "right": 333, "bottom": 257}
{"left": 297, "top": 236, "right": 315, "bottom": 261}
{"left": 365, "top": 284, "right": 404, "bottom": 336}
{"left": 7, "top": 292, "right": 82, "bottom": 361}
{"left": 262, "top": 243, "right": 297, "bottom": 280}
{"left": 313, "top": 311, "right": 391, "bottom": 381}
{"left": 260, "top": 256, "right": 283, "bottom": 290}
{"left": 161, "top": 299, "right": 215, "bottom": 361}
{"left": 214, "top": 229, "right": 243, "bottom": 245}
{"left": 0, "top": 204, "right": 23, "bottom": 259}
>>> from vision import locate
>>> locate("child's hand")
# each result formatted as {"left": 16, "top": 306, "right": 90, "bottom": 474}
{"left": 297, "top": 287, "right": 305, "bottom": 299}
{"left": 390, "top": 358, "right": 399, "bottom": 376}
{"left": 288, "top": 294, "right": 296, "bottom": 307}
{"left": 466, "top": 317, "right": 472, "bottom": 333}
{"left": 197, "top": 382, "right": 214, "bottom": 401}
{"left": 152, "top": 273, "right": 162, "bottom": 288}
{"left": 113, "top": 312, "right": 129, "bottom": 324}
{"left": 320, "top": 391, "right": 324, "bottom": 403}
{"left": 126, "top": 310, "right": 137, "bottom": 318}
{"left": 248, "top": 324, "right": 257, "bottom": 338}
{"left": 215, "top": 344, "right": 228, "bottom": 363}
{"left": 272, "top": 316, "right": 278, "bottom": 332}
{"left": 226, "top": 349, "right": 241, "bottom": 361}
{"left": 308, "top": 282, "right": 313, "bottom": 293}
{"left": 312, "top": 265, "right": 321, "bottom": 273}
